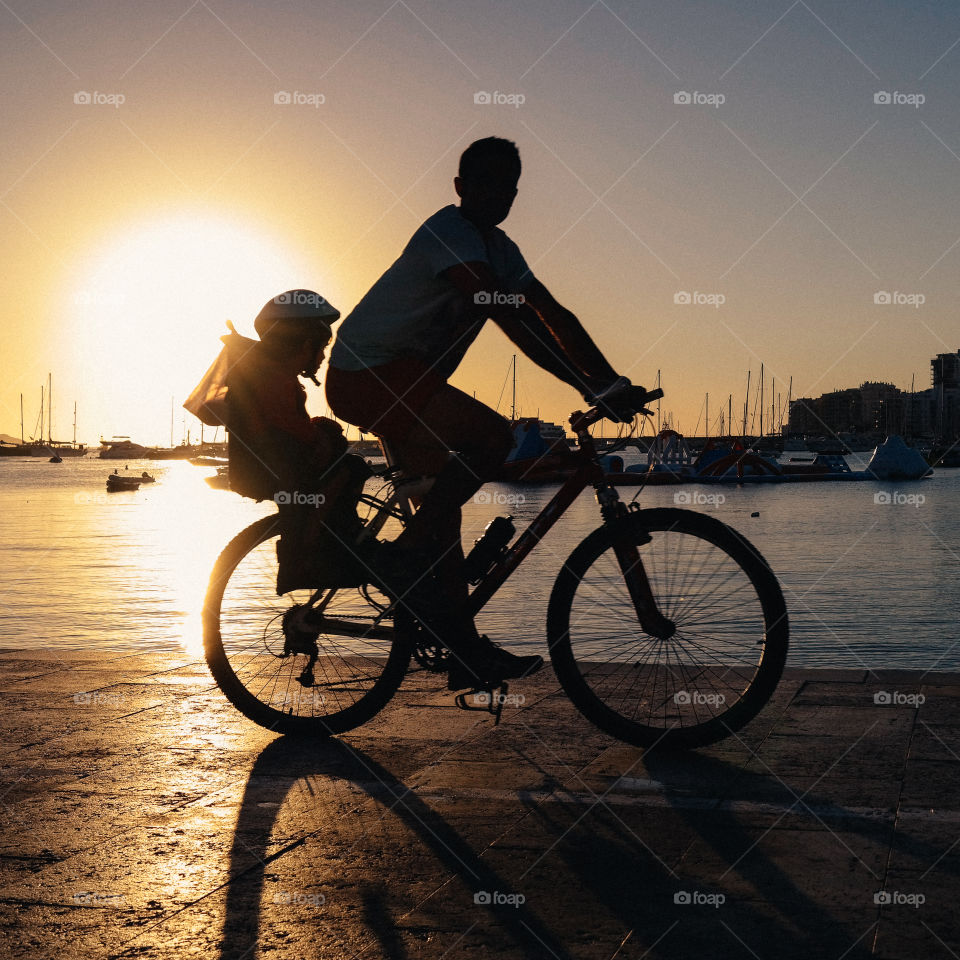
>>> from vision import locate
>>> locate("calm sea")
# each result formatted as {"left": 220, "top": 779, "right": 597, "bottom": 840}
{"left": 0, "top": 454, "right": 957, "bottom": 669}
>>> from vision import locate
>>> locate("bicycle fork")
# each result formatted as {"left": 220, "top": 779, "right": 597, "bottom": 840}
{"left": 602, "top": 494, "right": 676, "bottom": 641}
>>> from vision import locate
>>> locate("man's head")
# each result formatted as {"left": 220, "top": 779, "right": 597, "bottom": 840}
{"left": 255, "top": 290, "right": 339, "bottom": 380}
{"left": 455, "top": 137, "right": 521, "bottom": 230}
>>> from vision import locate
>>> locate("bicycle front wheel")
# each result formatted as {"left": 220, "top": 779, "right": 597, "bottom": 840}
{"left": 203, "top": 515, "right": 409, "bottom": 736}
{"left": 548, "top": 508, "right": 788, "bottom": 749}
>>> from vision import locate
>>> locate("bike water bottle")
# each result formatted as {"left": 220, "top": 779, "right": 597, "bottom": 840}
{"left": 462, "top": 515, "right": 515, "bottom": 585}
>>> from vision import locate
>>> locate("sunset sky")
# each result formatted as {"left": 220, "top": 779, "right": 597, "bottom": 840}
{"left": 2, "top": 0, "right": 959, "bottom": 443}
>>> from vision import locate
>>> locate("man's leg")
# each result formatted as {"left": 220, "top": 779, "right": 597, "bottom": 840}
{"left": 381, "top": 387, "right": 542, "bottom": 680}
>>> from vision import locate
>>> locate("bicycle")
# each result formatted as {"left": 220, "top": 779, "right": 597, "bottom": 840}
{"left": 202, "top": 386, "right": 789, "bottom": 749}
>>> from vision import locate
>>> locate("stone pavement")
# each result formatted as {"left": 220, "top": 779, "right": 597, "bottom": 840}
{"left": 0, "top": 650, "right": 958, "bottom": 959}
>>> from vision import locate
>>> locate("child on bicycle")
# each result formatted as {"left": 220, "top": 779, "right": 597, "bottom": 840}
{"left": 227, "top": 290, "right": 368, "bottom": 594}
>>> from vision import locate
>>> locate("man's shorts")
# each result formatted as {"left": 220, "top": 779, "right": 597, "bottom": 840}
{"left": 325, "top": 356, "right": 448, "bottom": 441}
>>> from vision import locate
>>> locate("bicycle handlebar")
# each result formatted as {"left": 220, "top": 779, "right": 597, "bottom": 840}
{"left": 572, "top": 384, "right": 664, "bottom": 431}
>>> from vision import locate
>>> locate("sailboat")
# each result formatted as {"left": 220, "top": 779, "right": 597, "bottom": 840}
{"left": 497, "top": 355, "right": 577, "bottom": 482}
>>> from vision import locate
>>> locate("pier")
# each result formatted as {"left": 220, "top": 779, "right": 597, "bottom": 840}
{"left": 0, "top": 650, "right": 956, "bottom": 958}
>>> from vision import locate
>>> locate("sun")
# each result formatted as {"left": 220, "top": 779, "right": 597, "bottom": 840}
{"left": 67, "top": 212, "right": 325, "bottom": 444}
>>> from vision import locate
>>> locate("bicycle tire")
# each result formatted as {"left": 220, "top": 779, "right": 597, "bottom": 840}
{"left": 547, "top": 508, "right": 788, "bottom": 749}
{"left": 203, "top": 514, "right": 410, "bottom": 736}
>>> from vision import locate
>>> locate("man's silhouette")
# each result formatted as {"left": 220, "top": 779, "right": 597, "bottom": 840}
{"left": 327, "top": 137, "right": 625, "bottom": 688}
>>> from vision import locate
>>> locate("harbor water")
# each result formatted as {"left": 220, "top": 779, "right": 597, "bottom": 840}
{"left": 0, "top": 456, "right": 957, "bottom": 669}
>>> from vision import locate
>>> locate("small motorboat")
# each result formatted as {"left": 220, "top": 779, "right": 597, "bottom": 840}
{"left": 49, "top": 455, "right": 63, "bottom": 463}
{"left": 139, "top": 471, "right": 156, "bottom": 483}
{"left": 106, "top": 473, "right": 142, "bottom": 492}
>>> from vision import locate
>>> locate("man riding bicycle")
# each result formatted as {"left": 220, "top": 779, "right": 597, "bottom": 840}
{"left": 326, "top": 137, "right": 630, "bottom": 690}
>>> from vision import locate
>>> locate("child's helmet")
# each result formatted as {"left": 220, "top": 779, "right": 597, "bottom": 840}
{"left": 254, "top": 290, "right": 340, "bottom": 342}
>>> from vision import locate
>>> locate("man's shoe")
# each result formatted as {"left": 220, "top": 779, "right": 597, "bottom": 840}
{"left": 447, "top": 636, "right": 544, "bottom": 690}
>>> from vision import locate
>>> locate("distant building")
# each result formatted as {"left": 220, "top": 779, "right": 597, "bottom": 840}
{"left": 786, "top": 353, "right": 959, "bottom": 440}
{"left": 932, "top": 351, "right": 960, "bottom": 440}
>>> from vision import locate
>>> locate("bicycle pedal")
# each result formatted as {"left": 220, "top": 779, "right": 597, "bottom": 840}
{"left": 454, "top": 682, "right": 509, "bottom": 725}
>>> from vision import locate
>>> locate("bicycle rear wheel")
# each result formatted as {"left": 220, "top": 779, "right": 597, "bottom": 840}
{"left": 203, "top": 515, "right": 409, "bottom": 736}
{"left": 548, "top": 508, "right": 788, "bottom": 749}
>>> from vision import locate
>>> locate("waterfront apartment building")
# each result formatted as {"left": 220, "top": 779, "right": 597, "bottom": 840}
{"left": 787, "top": 349, "right": 960, "bottom": 440}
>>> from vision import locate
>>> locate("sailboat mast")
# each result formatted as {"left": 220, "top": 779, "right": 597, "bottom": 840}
{"left": 48, "top": 372, "right": 52, "bottom": 444}
{"left": 20, "top": 394, "right": 23, "bottom": 445}
{"left": 705, "top": 393, "right": 709, "bottom": 440}
{"left": 743, "top": 371, "right": 750, "bottom": 439}
{"left": 759, "top": 364, "right": 764, "bottom": 439}
{"left": 511, "top": 354, "right": 517, "bottom": 421}
{"left": 73, "top": 402, "right": 77, "bottom": 445}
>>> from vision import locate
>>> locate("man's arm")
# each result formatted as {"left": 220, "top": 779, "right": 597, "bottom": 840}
{"left": 443, "top": 263, "right": 619, "bottom": 397}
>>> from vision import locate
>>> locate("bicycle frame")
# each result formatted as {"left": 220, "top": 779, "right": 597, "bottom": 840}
{"left": 467, "top": 407, "right": 673, "bottom": 638}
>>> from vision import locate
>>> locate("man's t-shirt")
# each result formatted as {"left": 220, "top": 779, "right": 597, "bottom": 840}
{"left": 329, "top": 204, "right": 533, "bottom": 372}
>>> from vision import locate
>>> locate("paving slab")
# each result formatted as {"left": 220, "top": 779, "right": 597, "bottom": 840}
{"left": 0, "top": 653, "right": 959, "bottom": 958}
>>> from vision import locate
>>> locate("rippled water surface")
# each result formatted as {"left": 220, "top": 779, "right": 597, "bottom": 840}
{"left": 1, "top": 455, "right": 958, "bottom": 668}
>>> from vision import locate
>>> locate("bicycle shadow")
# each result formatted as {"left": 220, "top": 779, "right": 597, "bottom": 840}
{"left": 216, "top": 734, "right": 953, "bottom": 959}
{"left": 217, "top": 736, "right": 576, "bottom": 960}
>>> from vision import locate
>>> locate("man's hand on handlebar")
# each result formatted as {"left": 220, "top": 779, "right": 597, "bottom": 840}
{"left": 584, "top": 377, "right": 663, "bottom": 424}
